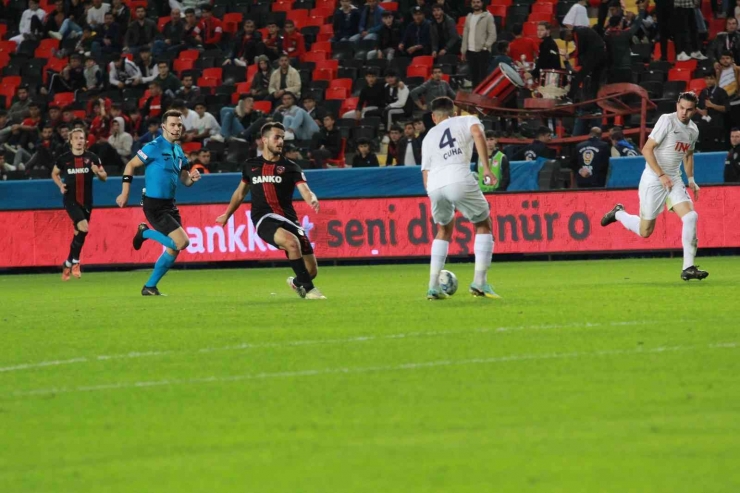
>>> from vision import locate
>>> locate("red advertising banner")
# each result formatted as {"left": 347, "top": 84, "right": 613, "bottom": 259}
{"left": 2, "top": 187, "right": 739, "bottom": 268}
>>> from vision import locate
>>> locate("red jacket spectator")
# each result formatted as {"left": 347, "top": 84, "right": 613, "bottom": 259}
{"left": 194, "top": 5, "right": 223, "bottom": 48}
{"left": 281, "top": 21, "right": 306, "bottom": 59}
{"left": 509, "top": 35, "right": 539, "bottom": 66}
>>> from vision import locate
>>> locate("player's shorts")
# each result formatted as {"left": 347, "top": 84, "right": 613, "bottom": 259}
{"left": 143, "top": 196, "right": 182, "bottom": 235}
{"left": 638, "top": 170, "right": 692, "bottom": 220}
{"left": 257, "top": 215, "right": 314, "bottom": 257}
{"left": 428, "top": 176, "right": 491, "bottom": 225}
{"left": 64, "top": 200, "right": 91, "bottom": 230}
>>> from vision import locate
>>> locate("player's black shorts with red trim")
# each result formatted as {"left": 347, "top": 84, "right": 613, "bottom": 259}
{"left": 143, "top": 196, "right": 182, "bottom": 236}
{"left": 257, "top": 216, "right": 314, "bottom": 256}
{"left": 64, "top": 200, "right": 91, "bottom": 230}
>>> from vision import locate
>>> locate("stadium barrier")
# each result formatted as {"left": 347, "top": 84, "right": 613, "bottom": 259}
{"left": 2, "top": 186, "right": 739, "bottom": 268}
{"left": 606, "top": 151, "right": 726, "bottom": 188}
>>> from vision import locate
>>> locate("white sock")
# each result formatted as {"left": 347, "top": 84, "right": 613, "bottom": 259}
{"left": 64, "top": 260, "right": 72, "bottom": 267}
{"left": 473, "top": 234, "right": 494, "bottom": 286}
{"left": 72, "top": 259, "right": 80, "bottom": 264}
{"left": 429, "top": 239, "right": 449, "bottom": 289}
{"left": 616, "top": 210, "right": 641, "bottom": 236}
{"left": 681, "top": 211, "right": 698, "bottom": 270}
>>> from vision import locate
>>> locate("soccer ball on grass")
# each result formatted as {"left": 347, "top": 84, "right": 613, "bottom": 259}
{"left": 438, "top": 270, "right": 458, "bottom": 296}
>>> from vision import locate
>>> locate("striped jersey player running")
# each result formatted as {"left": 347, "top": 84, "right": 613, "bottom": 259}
{"left": 601, "top": 92, "right": 708, "bottom": 281}
{"left": 421, "top": 97, "right": 502, "bottom": 300}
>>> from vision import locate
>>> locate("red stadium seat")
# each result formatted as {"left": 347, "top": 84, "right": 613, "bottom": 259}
{"left": 653, "top": 40, "right": 675, "bottom": 62}
{"left": 302, "top": 51, "right": 328, "bottom": 63}
{"left": 35, "top": 46, "right": 56, "bottom": 59}
{"left": 528, "top": 12, "right": 551, "bottom": 23}
{"left": 380, "top": 2, "right": 398, "bottom": 11}
{"left": 325, "top": 138, "right": 347, "bottom": 167}
{"left": 688, "top": 78, "right": 707, "bottom": 93}
{"left": 311, "top": 41, "right": 333, "bottom": 53}
{"left": 253, "top": 101, "right": 272, "bottom": 113}
{"left": 441, "top": 74, "right": 450, "bottom": 83}
{"left": 674, "top": 59, "right": 697, "bottom": 72}
{"left": 0, "top": 24, "right": 6, "bottom": 39}
{"left": 315, "top": 0, "right": 336, "bottom": 10}
{"left": 180, "top": 49, "right": 200, "bottom": 61}
{"left": 330, "top": 78, "right": 353, "bottom": 92}
{"left": 247, "top": 63, "right": 258, "bottom": 80}
{"left": 272, "top": 0, "right": 292, "bottom": 12}
{"left": 305, "top": 15, "right": 326, "bottom": 27}
{"left": 312, "top": 68, "right": 334, "bottom": 81}
{"left": 73, "top": 110, "right": 87, "bottom": 120}
{"left": 709, "top": 18, "right": 725, "bottom": 39}
{"left": 523, "top": 21, "right": 538, "bottom": 36}
{"left": 531, "top": 2, "right": 554, "bottom": 14}
{"left": 668, "top": 68, "right": 692, "bottom": 82}
{"left": 0, "top": 41, "right": 17, "bottom": 54}
{"left": 315, "top": 59, "right": 338, "bottom": 73}
{"left": 316, "top": 33, "right": 333, "bottom": 42}
{"left": 197, "top": 77, "right": 220, "bottom": 88}
{"left": 2, "top": 75, "right": 22, "bottom": 89}
{"left": 0, "top": 86, "right": 16, "bottom": 108}
{"left": 53, "top": 92, "right": 75, "bottom": 107}
{"left": 39, "top": 38, "right": 60, "bottom": 51}
{"left": 287, "top": 9, "right": 309, "bottom": 28}
{"left": 310, "top": 7, "right": 334, "bottom": 21}
{"left": 413, "top": 55, "right": 434, "bottom": 67}
{"left": 488, "top": 5, "right": 507, "bottom": 18}
{"left": 339, "top": 97, "right": 359, "bottom": 116}
{"left": 202, "top": 67, "right": 223, "bottom": 80}
{"left": 491, "top": 0, "right": 513, "bottom": 6}
{"left": 325, "top": 87, "right": 349, "bottom": 100}
{"left": 319, "top": 23, "right": 335, "bottom": 35}
{"left": 223, "top": 13, "right": 243, "bottom": 34}
{"left": 407, "top": 65, "right": 430, "bottom": 78}
{"left": 158, "top": 16, "right": 168, "bottom": 31}
{"left": 181, "top": 142, "right": 201, "bottom": 154}
{"left": 232, "top": 81, "right": 252, "bottom": 103}
{"left": 173, "top": 58, "right": 195, "bottom": 75}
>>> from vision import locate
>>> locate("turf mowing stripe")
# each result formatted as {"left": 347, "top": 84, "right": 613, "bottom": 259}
{"left": 0, "top": 320, "right": 661, "bottom": 374}
{"left": 7, "top": 342, "right": 738, "bottom": 399}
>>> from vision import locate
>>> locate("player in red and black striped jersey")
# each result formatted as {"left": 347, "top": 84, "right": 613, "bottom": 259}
{"left": 216, "top": 122, "right": 326, "bottom": 300}
{"left": 51, "top": 128, "right": 107, "bottom": 281}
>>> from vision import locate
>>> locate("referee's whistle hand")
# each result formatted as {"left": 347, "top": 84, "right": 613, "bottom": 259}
{"left": 116, "top": 193, "right": 128, "bottom": 208}
{"left": 190, "top": 169, "right": 202, "bottom": 182}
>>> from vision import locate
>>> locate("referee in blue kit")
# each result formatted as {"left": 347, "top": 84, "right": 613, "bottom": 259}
{"left": 116, "top": 109, "right": 201, "bottom": 296}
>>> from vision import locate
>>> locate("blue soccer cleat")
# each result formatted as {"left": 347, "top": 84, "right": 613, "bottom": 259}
{"left": 469, "top": 283, "right": 502, "bottom": 299}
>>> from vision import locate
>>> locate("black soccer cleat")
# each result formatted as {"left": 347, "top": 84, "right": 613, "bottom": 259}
{"left": 601, "top": 203, "right": 625, "bottom": 227}
{"left": 681, "top": 265, "right": 709, "bottom": 281}
{"left": 141, "top": 285, "right": 162, "bottom": 296}
{"left": 133, "top": 223, "right": 149, "bottom": 250}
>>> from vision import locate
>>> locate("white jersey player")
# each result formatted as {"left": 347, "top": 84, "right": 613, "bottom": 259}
{"left": 601, "top": 92, "right": 708, "bottom": 281}
{"left": 421, "top": 97, "right": 502, "bottom": 300}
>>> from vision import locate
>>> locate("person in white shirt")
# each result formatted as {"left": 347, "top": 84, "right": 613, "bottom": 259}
{"left": 108, "top": 54, "right": 143, "bottom": 88}
{"left": 421, "top": 96, "right": 501, "bottom": 300}
{"left": 601, "top": 92, "right": 708, "bottom": 281}
{"left": 562, "top": 0, "right": 591, "bottom": 28}
{"left": 10, "top": 0, "right": 46, "bottom": 46}
{"left": 108, "top": 117, "right": 133, "bottom": 159}
{"left": 382, "top": 70, "right": 410, "bottom": 129}
{"left": 190, "top": 101, "right": 221, "bottom": 141}
{"left": 87, "top": 0, "right": 111, "bottom": 28}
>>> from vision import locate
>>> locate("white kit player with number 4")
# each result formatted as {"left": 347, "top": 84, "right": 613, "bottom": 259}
{"left": 421, "top": 97, "right": 502, "bottom": 300}
{"left": 601, "top": 92, "right": 709, "bottom": 281}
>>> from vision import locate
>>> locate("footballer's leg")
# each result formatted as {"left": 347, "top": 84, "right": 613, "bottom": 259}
{"left": 63, "top": 203, "right": 87, "bottom": 281}
{"left": 427, "top": 188, "right": 453, "bottom": 300}
{"left": 70, "top": 219, "right": 89, "bottom": 278}
{"left": 142, "top": 227, "right": 188, "bottom": 296}
{"left": 273, "top": 227, "right": 316, "bottom": 299}
{"left": 673, "top": 199, "right": 708, "bottom": 281}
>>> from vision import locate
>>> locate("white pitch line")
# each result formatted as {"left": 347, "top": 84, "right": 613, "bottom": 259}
{"left": 0, "top": 320, "right": 661, "bottom": 375}
{"left": 9, "top": 342, "right": 738, "bottom": 399}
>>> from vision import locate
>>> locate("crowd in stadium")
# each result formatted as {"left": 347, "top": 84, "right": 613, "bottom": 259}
{"left": 1, "top": 0, "right": 740, "bottom": 186}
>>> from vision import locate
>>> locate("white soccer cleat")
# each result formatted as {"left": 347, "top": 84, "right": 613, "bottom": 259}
{"left": 305, "top": 288, "right": 327, "bottom": 299}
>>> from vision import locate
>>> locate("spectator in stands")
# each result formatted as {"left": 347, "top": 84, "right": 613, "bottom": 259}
{"left": 461, "top": 0, "right": 497, "bottom": 88}
{"left": 654, "top": 0, "right": 673, "bottom": 62}
{"left": 269, "top": 55, "right": 302, "bottom": 106}
{"left": 92, "top": 11, "right": 122, "bottom": 56}
{"left": 168, "top": 100, "right": 198, "bottom": 140}
{"left": 385, "top": 124, "right": 403, "bottom": 165}
{"left": 11, "top": 0, "right": 45, "bottom": 47}
{"left": 489, "top": 41, "right": 514, "bottom": 73}
{"left": 141, "top": 81, "right": 168, "bottom": 120}
{"left": 352, "top": 138, "right": 380, "bottom": 167}
{"left": 18, "top": 124, "right": 62, "bottom": 174}
{"left": 413, "top": 118, "right": 427, "bottom": 140}
{"left": 395, "top": 122, "right": 422, "bottom": 166}
{"left": 634, "top": 0, "right": 656, "bottom": 43}
{"left": 108, "top": 117, "right": 133, "bottom": 159}
{"left": 717, "top": 50, "right": 740, "bottom": 97}
{"left": 46, "top": 53, "right": 86, "bottom": 96}
{"left": 155, "top": 61, "right": 182, "bottom": 98}
{"left": 191, "top": 148, "right": 212, "bottom": 175}
{"left": 87, "top": 0, "right": 110, "bottom": 29}
{"left": 399, "top": 6, "right": 432, "bottom": 58}
{"left": 110, "top": 0, "right": 130, "bottom": 36}
{"left": 562, "top": 0, "right": 590, "bottom": 28}
{"left": 278, "top": 92, "right": 320, "bottom": 141}
{"left": 508, "top": 23, "right": 539, "bottom": 68}
{"left": 135, "top": 118, "right": 161, "bottom": 150}
{"left": 175, "top": 73, "right": 201, "bottom": 108}
{"left": 89, "top": 98, "right": 112, "bottom": 139}
{"left": 609, "top": 128, "right": 641, "bottom": 157}
{"left": 153, "top": 7, "right": 186, "bottom": 58}
{"left": 343, "top": 69, "right": 384, "bottom": 120}
{"left": 430, "top": 3, "right": 460, "bottom": 58}
{"left": 514, "top": 126, "right": 555, "bottom": 161}
{"left": 250, "top": 56, "right": 273, "bottom": 100}
{"left": 696, "top": 71, "right": 729, "bottom": 151}
{"left": 709, "top": 17, "right": 740, "bottom": 69}
{"left": 281, "top": 20, "right": 306, "bottom": 60}
{"left": 47, "top": 105, "right": 62, "bottom": 129}
{"left": 190, "top": 100, "right": 221, "bottom": 142}
{"left": 574, "top": 127, "right": 610, "bottom": 188}
{"left": 109, "top": 53, "right": 143, "bottom": 89}
{"left": 220, "top": 95, "right": 264, "bottom": 140}
{"left": 75, "top": 25, "right": 97, "bottom": 55}
{"left": 183, "top": 8, "right": 202, "bottom": 50}
{"left": 110, "top": 103, "right": 132, "bottom": 131}
{"left": 308, "top": 114, "right": 342, "bottom": 168}
{"left": 135, "top": 47, "right": 159, "bottom": 84}
{"left": 603, "top": 0, "right": 630, "bottom": 31}
{"left": 410, "top": 66, "right": 456, "bottom": 111}
{"left": 263, "top": 22, "right": 282, "bottom": 61}
{"left": 47, "top": 0, "right": 83, "bottom": 41}
{"left": 433, "top": 0, "right": 460, "bottom": 18}
{"left": 382, "top": 70, "right": 411, "bottom": 130}
{"left": 563, "top": 25, "right": 606, "bottom": 104}
{"left": 333, "top": 0, "right": 361, "bottom": 42}
{"left": 8, "top": 86, "right": 31, "bottom": 123}
{"left": 674, "top": 0, "right": 705, "bottom": 61}
{"left": 367, "top": 11, "right": 399, "bottom": 60}
{"left": 303, "top": 95, "right": 327, "bottom": 128}
{"left": 0, "top": 111, "right": 11, "bottom": 147}
{"left": 475, "top": 130, "right": 509, "bottom": 192}
{"left": 725, "top": 128, "right": 740, "bottom": 182}
{"left": 224, "top": 19, "right": 263, "bottom": 67}
{"left": 83, "top": 56, "right": 105, "bottom": 93}
{"left": 124, "top": 6, "right": 158, "bottom": 55}
{"left": 194, "top": 4, "right": 223, "bottom": 50}
{"left": 351, "top": 0, "right": 386, "bottom": 44}
{"left": 605, "top": 12, "right": 643, "bottom": 83}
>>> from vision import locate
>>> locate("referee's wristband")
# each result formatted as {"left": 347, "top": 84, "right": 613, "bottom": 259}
{"left": 122, "top": 175, "right": 133, "bottom": 183}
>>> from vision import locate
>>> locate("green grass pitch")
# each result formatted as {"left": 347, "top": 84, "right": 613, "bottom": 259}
{"left": 1, "top": 257, "right": 739, "bottom": 493}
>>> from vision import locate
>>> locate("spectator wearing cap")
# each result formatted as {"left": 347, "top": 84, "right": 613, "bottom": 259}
{"left": 194, "top": 4, "right": 223, "bottom": 50}
{"left": 220, "top": 95, "right": 265, "bottom": 140}
{"left": 368, "top": 11, "right": 399, "bottom": 60}
{"left": 263, "top": 22, "right": 283, "bottom": 61}
{"left": 10, "top": 0, "right": 45, "bottom": 47}
{"left": 154, "top": 61, "right": 182, "bottom": 98}
{"left": 83, "top": 57, "right": 105, "bottom": 93}
{"left": 269, "top": 55, "right": 302, "bottom": 107}
{"left": 135, "top": 47, "right": 159, "bottom": 84}
{"left": 430, "top": 3, "right": 461, "bottom": 58}
{"left": 461, "top": 0, "right": 497, "bottom": 88}
{"left": 281, "top": 20, "right": 306, "bottom": 59}
{"left": 175, "top": 72, "right": 202, "bottom": 108}
{"left": 342, "top": 69, "right": 384, "bottom": 120}
{"left": 333, "top": 0, "right": 361, "bottom": 42}
{"left": 409, "top": 66, "right": 456, "bottom": 111}
{"left": 382, "top": 70, "right": 411, "bottom": 129}
{"left": 351, "top": 0, "right": 386, "bottom": 43}
{"left": 109, "top": 53, "right": 143, "bottom": 89}
{"left": 352, "top": 138, "right": 380, "bottom": 167}
{"left": 224, "top": 19, "right": 264, "bottom": 67}
{"left": 153, "top": 7, "right": 186, "bottom": 57}
{"left": 124, "top": 6, "right": 159, "bottom": 56}
{"left": 309, "top": 114, "right": 342, "bottom": 168}
{"left": 399, "top": 7, "right": 432, "bottom": 57}
{"left": 395, "top": 121, "right": 422, "bottom": 166}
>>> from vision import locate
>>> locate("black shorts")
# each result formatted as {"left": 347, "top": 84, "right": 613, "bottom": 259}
{"left": 143, "top": 196, "right": 182, "bottom": 236}
{"left": 64, "top": 201, "right": 91, "bottom": 230}
{"left": 257, "top": 216, "right": 314, "bottom": 257}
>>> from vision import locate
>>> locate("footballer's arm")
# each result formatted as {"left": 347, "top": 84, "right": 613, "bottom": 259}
{"left": 297, "top": 182, "right": 320, "bottom": 213}
{"left": 684, "top": 149, "right": 699, "bottom": 200}
{"left": 179, "top": 168, "right": 201, "bottom": 187}
{"left": 115, "top": 155, "right": 144, "bottom": 207}
{"left": 216, "top": 180, "right": 250, "bottom": 225}
{"left": 51, "top": 165, "right": 66, "bottom": 194}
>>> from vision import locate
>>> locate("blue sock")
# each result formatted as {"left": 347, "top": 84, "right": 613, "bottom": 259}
{"left": 143, "top": 229, "right": 177, "bottom": 250}
{"left": 145, "top": 251, "right": 177, "bottom": 288}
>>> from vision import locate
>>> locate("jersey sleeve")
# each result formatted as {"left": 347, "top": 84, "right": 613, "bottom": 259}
{"left": 180, "top": 152, "right": 191, "bottom": 171}
{"left": 93, "top": 153, "right": 103, "bottom": 170}
{"left": 689, "top": 125, "right": 699, "bottom": 151}
{"left": 421, "top": 134, "right": 432, "bottom": 171}
{"left": 136, "top": 142, "right": 157, "bottom": 165}
{"left": 464, "top": 115, "right": 484, "bottom": 134}
{"left": 241, "top": 163, "right": 251, "bottom": 184}
{"left": 289, "top": 162, "right": 306, "bottom": 185}
{"left": 648, "top": 114, "right": 671, "bottom": 145}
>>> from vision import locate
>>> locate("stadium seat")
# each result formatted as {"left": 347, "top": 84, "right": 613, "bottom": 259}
{"left": 330, "top": 78, "right": 353, "bottom": 92}
{"left": 223, "top": 13, "right": 243, "bottom": 34}
{"left": 380, "top": 2, "right": 398, "bottom": 11}
{"left": 198, "top": 77, "right": 220, "bottom": 88}
{"left": 231, "top": 81, "right": 252, "bottom": 104}
{"left": 173, "top": 59, "right": 195, "bottom": 75}
{"left": 181, "top": 142, "right": 201, "bottom": 154}
{"left": 247, "top": 63, "right": 258, "bottom": 80}
{"left": 407, "top": 65, "right": 430, "bottom": 78}
{"left": 639, "top": 81, "right": 662, "bottom": 98}
{"left": 531, "top": 2, "right": 554, "bottom": 14}
{"left": 180, "top": 50, "right": 200, "bottom": 61}
{"left": 653, "top": 40, "right": 675, "bottom": 62}
{"left": 272, "top": 0, "right": 292, "bottom": 11}
{"left": 668, "top": 68, "right": 692, "bottom": 82}
{"left": 674, "top": 59, "right": 698, "bottom": 72}
{"left": 287, "top": 9, "right": 309, "bottom": 27}
{"left": 491, "top": 0, "right": 513, "bottom": 6}
{"left": 662, "top": 80, "right": 687, "bottom": 100}
{"left": 688, "top": 78, "right": 707, "bottom": 93}
{"left": 0, "top": 41, "right": 18, "bottom": 54}
{"left": 325, "top": 87, "right": 349, "bottom": 100}
{"left": 325, "top": 138, "right": 346, "bottom": 167}
{"left": 315, "top": 59, "right": 338, "bottom": 74}
{"left": 523, "top": 21, "right": 538, "bottom": 36}
{"left": 158, "top": 16, "right": 168, "bottom": 30}
{"left": 313, "top": 68, "right": 334, "bottom": 81}
{"left": 311, "top": 41, "right": 333, "bottom": 53}
{"left": 488, "top": 5, "right": 507, "bottom": 19}
{"left": 53, "top": 92, "right": 75, "bottom": 107}
{"left": 315, "top": 0, "right": 335, "bottom": 9}
{"left": 339, "top": 97, "right": 359, "bottom": 115}
{"left": 311, "top": 7, "right": 334, "bottom": 21}
{"left": 413, "top": 55, "right": 434, "bottom": 68}
{"left": 641, "top": 70, "right": 665, "bottom": 83}
{"left": 253, "top": 101, "right": 272, "bottom": 113}
{"left": 303, "top": 51, "right": 328, "bottom": 63}
{"left": 0, "top": 85, "right": 16, "bottom": 108}
{"left": 528, "top": 12, "right": 551, "bottom": 23}
{"left": 202, "top": 67, "right": 223, "bottom": 81}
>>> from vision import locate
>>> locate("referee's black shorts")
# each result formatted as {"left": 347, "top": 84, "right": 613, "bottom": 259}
{"left": 64, "top": 200, "right": 91, "bottom": 230}
{"left": 258, "top": 217, "right": 314, "bottom": 257}
{"left": 143, "top": 196, "right": 182, "bottom": 236}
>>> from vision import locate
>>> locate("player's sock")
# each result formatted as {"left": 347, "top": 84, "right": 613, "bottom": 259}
{"left": 681, "top": 211, "right": 698, "bottom": 270}
{"left": 289, "top": 258, "right": 315, "bottom": 291}
{"left": 142, "top": 229, "right": 177, "bottom": 250}
{"left": 145, "top": 251, "right": 177, "bottom": 288}
{"left": 68, "top": 231, "right": 87, "bottom": 263}
{"left": 615, "top": 210, "right": 641, "bottom": 235}
{"left": 473, "top": 234, "right": 494, "bottom": 286}
{"left": 64, "top": 260, "right": 72, "bottom": 268}
{"left": 429, "top": 239, "right": 449, "bottom": 289}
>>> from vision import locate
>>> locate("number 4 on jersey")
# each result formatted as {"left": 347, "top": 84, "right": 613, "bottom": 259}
{"left": 439, "top": 128, "right": 457, "bottom": 149}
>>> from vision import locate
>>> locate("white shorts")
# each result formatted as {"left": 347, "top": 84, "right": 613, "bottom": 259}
{"left": 638, "top": 170, "right": 692, "bottom": 220}
{"left": 428, "top": 177, "right": 490, "bottom": 225}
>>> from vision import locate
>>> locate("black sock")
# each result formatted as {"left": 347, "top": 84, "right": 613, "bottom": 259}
{"left": 67, "top": 236, "right": 76, "bottom": 264}
{"left": 289, "top": 258, "right": 315, "bottom": 291}
{"left": 70, "top": 231, "right": 87, "bottom": 262}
